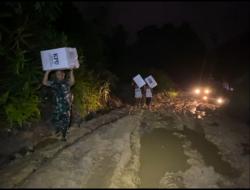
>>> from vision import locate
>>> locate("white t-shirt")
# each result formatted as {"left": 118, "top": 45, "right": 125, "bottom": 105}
{"left": 146, "top": 88, "right": 152, "bottom": 98}
{"left": 135, "top": 87, "right": 142, "bottom": 98}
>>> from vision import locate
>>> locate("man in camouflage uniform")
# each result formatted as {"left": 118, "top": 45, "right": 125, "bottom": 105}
{"left": 43, "top": 69, "right": 75, "bottom": 141}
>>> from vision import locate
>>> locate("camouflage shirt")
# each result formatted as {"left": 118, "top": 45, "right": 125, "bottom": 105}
{"left": 47, "top": 79, "right": 72, "bottom": 115}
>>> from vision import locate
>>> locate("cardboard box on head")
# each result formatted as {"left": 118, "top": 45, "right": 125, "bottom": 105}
{"left": 145, "top": 75, "right": 157, "bottom": 88}
{"left": 133, "top": 74, "right": 146, "bottom": 88}
{"left": 41, "top": 47, "right": 80, "bottom": 71}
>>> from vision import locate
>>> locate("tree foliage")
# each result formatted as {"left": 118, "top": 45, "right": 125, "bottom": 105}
{"left": 0, "top": 2, "right": 67, "bottom": 127}
{"left": 0, "top": 2, "right": 115, "bottom": 128}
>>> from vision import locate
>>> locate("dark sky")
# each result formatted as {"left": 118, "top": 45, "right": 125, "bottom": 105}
{"left": 74, "top": 1, "right": 250, "bottom": 49}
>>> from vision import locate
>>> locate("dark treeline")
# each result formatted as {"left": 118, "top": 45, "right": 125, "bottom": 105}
{"left": 215, "top": 28, "right": 250, "bottom": 122}
{"left": 56, "top": 2, "right": 249, "bottom": 89}
{"left": 215, "top": 29, "right": 249, "bottom": 82}
{"left": 107, "top": 23, "right": 206, "bottom": 88}
{"left": 106, "top": 21, "right": 249, "bottom": 87}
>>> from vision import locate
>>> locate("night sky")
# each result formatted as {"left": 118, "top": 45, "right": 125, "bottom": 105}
{"left": 75, "top": 1, "right": 250, "bottom": 49}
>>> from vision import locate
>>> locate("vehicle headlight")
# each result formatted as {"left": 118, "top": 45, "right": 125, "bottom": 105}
{"left": 217, "top": 97, "right": 224, "bottom": 104}
{"left": 194, "top": 88, "right": 200, "bottom": 95}
{"left": 203, "top": 96, "right": 208, "bottom": 100}
{"left": 204, "top": 88, "right": 211, "bottom": 94}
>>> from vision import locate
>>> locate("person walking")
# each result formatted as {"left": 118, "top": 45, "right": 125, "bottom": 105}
{"left": 42, "top": 69, "right": 75, "bottom": 141}
{"left": 145, "top": 84, "right": 153, "bottom": 111}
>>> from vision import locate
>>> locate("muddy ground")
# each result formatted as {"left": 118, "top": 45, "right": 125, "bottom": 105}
{"left": 0, "top": 93, "right": 249, "bottom": 188}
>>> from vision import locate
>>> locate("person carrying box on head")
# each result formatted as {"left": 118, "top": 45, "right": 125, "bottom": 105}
{"left": 144, "top": 83, "right": 153, "bottom": 111}
{"left": 42, "top": 69, "right": 75, "bottom": 141}
{"left": 132, "top": 81, "right": 143, "bottom": 109}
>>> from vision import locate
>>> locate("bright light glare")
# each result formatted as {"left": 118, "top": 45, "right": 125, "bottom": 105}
{"left": 217, "top": 98, "right": 223, "bottom": 104}
{"left": 204, "top": 88, "right": 211, "bottom": 94}
{"left": 203, "top": 96, "right": 208, "bottom": 100}
{"left": 194, "top": 88, "right": 200, "bottom": 94}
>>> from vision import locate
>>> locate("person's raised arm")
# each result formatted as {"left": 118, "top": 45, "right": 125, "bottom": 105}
{"left": 42, "top": 70, "right": 51, "bottom": 86}
{"left": 68, "top": 69, "right": 75, "bottom": 86}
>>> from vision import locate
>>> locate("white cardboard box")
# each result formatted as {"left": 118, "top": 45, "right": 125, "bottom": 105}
{"left": 41, "top": 47, "right": 80, "bottom": 71}
{"left": 145, "top": 75, "right": 157, "bottom": 88}
{"left": 133, "top": 74, "right": 146, "bottom": 88}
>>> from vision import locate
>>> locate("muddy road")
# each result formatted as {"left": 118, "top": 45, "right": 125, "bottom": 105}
{"left": 0, "top": 95, "right": 249, "bottom": 188}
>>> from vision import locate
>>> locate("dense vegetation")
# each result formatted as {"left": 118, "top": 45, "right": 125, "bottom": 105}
{"left": 0, "top": 2, "right": 115, "bottom": 128}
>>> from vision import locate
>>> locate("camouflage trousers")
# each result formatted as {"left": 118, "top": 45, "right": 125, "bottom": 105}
{"left": 52, "top": 110, "right": 71, "bottom": 138}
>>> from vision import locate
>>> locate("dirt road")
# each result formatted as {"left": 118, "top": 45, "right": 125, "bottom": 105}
{"left": 0, "top": 97, "right": 249, "bottom": 188}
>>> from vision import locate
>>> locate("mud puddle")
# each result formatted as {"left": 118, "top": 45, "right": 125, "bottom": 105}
{"left": 139, "top": 128, "right": 189, "bottom": 187}
{"left": 182, "top": 126, "right": 240, "bottom": 179}
{"left": 139, "top": 126, "right": 240, "bottom": 188}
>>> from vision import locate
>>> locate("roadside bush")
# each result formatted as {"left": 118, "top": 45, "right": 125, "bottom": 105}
{"left": 0, "top": 2, "right": 116, "bottom": 128}
{"left": 72, "top": 65, "right": 112, "bottom": 117}
{"left": 0, "top": 2, "right": 65, "bottom": 127}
